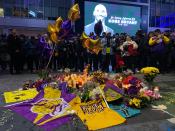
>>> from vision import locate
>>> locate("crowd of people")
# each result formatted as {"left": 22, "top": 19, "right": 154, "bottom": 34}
{"left": 0, "top": 29, "right": 175, "bottom": 74}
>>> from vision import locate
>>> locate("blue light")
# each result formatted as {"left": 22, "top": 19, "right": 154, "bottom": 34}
{"left": 28, "top": 10, "right": 36, "bottom": 17}
{"left": 156, "top": 12, "right": 175, "bottom": 28}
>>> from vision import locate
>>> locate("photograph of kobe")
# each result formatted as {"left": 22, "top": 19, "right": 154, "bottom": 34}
{"left": 85, "top": 4, "right": 114, "bottom": 35}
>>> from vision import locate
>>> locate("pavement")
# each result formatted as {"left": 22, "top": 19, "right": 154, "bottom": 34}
{"left": 0, "top": 72, "right": 175, "bottom": 131}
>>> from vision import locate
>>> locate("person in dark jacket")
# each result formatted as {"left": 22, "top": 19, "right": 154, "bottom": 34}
{"left": 135, "top": 31, "right": 150, "bottom": 69}
{"left": 25, "top": 36, "right": 39, "bottom": 73}
{"left": 7, "top": 29, "right": 22, "bottom": 74}
{"left": 74, "top": 37, "right": 85, "bottom": 71}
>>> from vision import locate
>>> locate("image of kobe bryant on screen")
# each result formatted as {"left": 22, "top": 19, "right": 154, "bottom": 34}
{"left": 85, "top": 4, "right": 114, "bottom": 36}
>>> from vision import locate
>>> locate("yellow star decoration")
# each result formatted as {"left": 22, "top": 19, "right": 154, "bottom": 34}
{"left": 47, "top": 17, "right": 63, "bottom": 44}
{"left": 81, "top": 32, "right": 102, "bottom": 54}
{"left": 68, "top": 4, "right": 80, "bottom": 21}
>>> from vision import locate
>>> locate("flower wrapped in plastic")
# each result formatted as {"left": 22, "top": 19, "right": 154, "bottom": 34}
{"left": 140, "top": 67, "right": 159, "bottom": 82}
{"left": 140, "top": 67, "right": 159, "bottom": 88}
{"left": 141, "top": 86, "right": 162, "bottom": 100}
{"left": 140, "top": 67, "right": 159, "bottom": 74}
{"left": 128, "top": 95, "right": 151, "bottom": 109}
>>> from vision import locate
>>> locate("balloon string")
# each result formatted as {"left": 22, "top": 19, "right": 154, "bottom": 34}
{"left": 45, "top": 44, "right": 56, "bottom": 70}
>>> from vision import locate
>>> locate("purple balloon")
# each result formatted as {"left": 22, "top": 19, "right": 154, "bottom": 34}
{"left": 61, "top": 20, "right": 71, "bottom": 30}
{"left": 58, "top": 20, "right": 72, "bottom": 39}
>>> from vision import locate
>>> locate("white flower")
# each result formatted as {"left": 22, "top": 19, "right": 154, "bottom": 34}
{"left": 152, "top": 105, "right": 167, "bottom": 110}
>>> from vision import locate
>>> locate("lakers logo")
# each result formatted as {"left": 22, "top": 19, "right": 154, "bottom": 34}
{"left": 31, "top": 98, "right": 69, "bottom": 124}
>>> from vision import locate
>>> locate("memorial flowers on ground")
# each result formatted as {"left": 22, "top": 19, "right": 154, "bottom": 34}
{"left": 140, "top": 67, "right": 159, "bottom": 89}
{"left": 3, "top": 65, "right": 163, "bottom": 130}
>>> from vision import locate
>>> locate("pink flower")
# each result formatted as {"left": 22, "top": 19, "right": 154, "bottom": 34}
{"left": 144, "top": 90, "right": 161, "bottom": 99}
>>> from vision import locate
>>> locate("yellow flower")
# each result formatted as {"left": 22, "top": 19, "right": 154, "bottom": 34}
{"left": 140, "top": 67, "right": 159, "bottom": 75}
{"left": 133, "top": 98, "right": 141, "bottom": 103}
{"left": 139, "top": 92, "right": 151, "bottom": 101}
{"left": 129, "top": 101, "right": 133, "bottom": 105}
{"left": 129, "top": 98, "right": 141, "bottom": 108}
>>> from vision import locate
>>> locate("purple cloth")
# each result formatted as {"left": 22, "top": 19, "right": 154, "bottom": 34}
{"left": 104, "top": 83, "right": 124, "bottom": 95}
{"left": 5, "top": 88, "right": 76, "bottom": 131}
{"left": 59, "top": 82, "right": 68, "bottom": 93}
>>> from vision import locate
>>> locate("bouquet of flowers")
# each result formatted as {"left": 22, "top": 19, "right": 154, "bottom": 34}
{"left": 141, "top": 86, "right": 162, "bottom": 100}
{"left": 128, "top": 94, "right": 151, "bottom": 109}
{"left": 122, "top": 76, "right": 142, "bottom": 96}
{"left": 129, "top": 98, "right": 141, "bottom": 108}
{"left": 74, "top": 81, "right": 100, "bottom": 102}
{"left": 140, "top": 67, "right": 159, "bottom": 88}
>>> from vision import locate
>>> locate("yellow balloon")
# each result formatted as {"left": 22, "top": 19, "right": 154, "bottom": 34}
{"left": 92, "top": 49, "right": 97, "bottom": 54}
{"left": 89, "top": 38, "right": 100, "bottom": 45}
{"left": 81, "top": 32, "right": 102, "bottom": 54}
{"left": 55, "top": 17, "right": 63, "bottom": 32}
{"left": 48, "top": 23, "right": 56, "bottom": 33}
{"left": 50, "top": 33, "right": 58, "bottom": 43}
{"left": 92, "top": 40, "right": 102, "bottom": 54}
{"left": 68, "top": 4, "right": 80, "bottom": 21}
{"left": 81, "top": 32, "right": 89, "bottom": 40}
{"left": 56, "top": 17, "right": 63, "bottom": 23}
{"left": 82, "top": 39, "right": 89, "bottom": 48}
{"left": 92, "top": 44, "right": 102, "bottom": 54}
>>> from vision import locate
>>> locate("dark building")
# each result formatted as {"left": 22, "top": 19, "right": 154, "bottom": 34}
{"left": 150, "top": 0, "right": 175, "bottom": 29}
{"left": 1, "top": 0, "right": 175, "bottom": 35}
{"left": 0, "top": 0, "right": 72, "bottom": 35}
